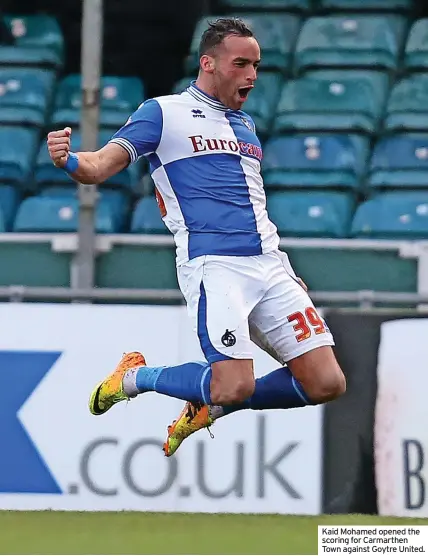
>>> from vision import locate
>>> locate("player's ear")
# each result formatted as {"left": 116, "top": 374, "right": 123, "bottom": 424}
{"left": 200, "top": 54, "right": 215, "bottom": 73}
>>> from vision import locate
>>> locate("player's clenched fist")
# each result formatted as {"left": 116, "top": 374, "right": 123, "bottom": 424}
{"left": 47, "top": 127, "right": 72, "bottom": 168}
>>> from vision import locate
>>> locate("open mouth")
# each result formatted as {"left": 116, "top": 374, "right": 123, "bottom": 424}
{"left": 238, "top": 86, "right": 253, "bottom": 101}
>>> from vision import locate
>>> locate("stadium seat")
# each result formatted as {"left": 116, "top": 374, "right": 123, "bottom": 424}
{"left": 266, "top": 191, "right": 353, "bottom": 237}
{"left": 0, "top": 46, "right": 61, "bottom": 70}
{"left": 262, "top": 134, "right": 368, "bottom": 190}
{"left": 272, "top": 70, "right": 388, "bottom": 134}
{"left": 186, "top": 14, "right": 301, "bottom": 74}
{"left": 13, "top": 196, "right": 117, "bottom": 233}
{"left": 405, "top": 19, "right": 428, "bottom": 71}
{"left": 242, "top": 72, "right": 283, "bottom": 137}
{"left": 4, "top": 15, "right": 64, "bottom": 62}
{"left": 351, "top": 192, "right": 428, "bottom": 239}
{"left": 0, "top": 184, "right": 20, "bottom": 230}
{"left": 219, "top": 0, "right": 311, "bottom": 12}
{"left": 384, "top": 75, "right": 428, "bottom": 133}
{"left": 51, "top": 75, "right": 145, "bottom": 130}
{"left": 131, "top": 196, "right": 168, "bottom": 234}
{"left": 295, "top": 15, "right": 405, "bottom": 73}
{"left": 39, "top": 186, "right": 131, "bottom": 231}
{"left": 35, "top": 130, "right": 141, "bottom": 191}
{"left": 0, "top": 126, "right": 39, "bottom": 184}
{"left": 368, "top": 134, "right": 428, "bottom": 190}
{"left": 0, "top": 68, "right": 55, "bottom": 128}
{"left": 319, "top": 0, "right": 413, "bottom": 11}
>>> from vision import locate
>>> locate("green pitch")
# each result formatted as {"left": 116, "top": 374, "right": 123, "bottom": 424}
{"left": 0, "top": 512, "right": 426, "bottom": 554}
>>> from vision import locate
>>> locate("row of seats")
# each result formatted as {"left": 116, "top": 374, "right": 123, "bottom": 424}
{"left": 179, "top": 70, "right": 428, "bottom": 137}
{"left": 2, "top": 125, "right": 428, "bottom": 193}
{"left": 187, "top": 14, "right": 428, "bottom": 75}
{"left": 7, "top": 66, "right": 428, "bottom": 138}
{"left": 262, "top": 134, "right": 428, "bottom": 192}
{"left": 0, "top": 69, "right": 145, "bottom": 130}
{"left": 0, "top": 15, "right": 64, "bottom": 70}
{"left": 219, "top": 0, "right": 415, "bottom": 12}
{"left": 3, "top": 188, "right": 428, "bottom": 240}
{"left": 3, "top": 12, "right": 428, "bottom": 77}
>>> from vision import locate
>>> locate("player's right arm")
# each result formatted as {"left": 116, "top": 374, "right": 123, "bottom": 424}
{"left": 47, "top": 99, "right": 162, "bottom": 185}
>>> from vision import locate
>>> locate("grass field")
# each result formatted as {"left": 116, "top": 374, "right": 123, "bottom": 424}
{"left": 0, "top": 512, "right": 427, "bottom": 554}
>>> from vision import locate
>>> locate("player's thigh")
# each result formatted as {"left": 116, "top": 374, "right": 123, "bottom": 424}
{"left": 248, "top": 254, "right": 344, "bottom": 400}
{"left": 177, "top": 256, "right": 260, "bottom": 402}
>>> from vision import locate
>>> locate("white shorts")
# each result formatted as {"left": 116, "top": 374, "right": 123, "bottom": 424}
{"left": 177, "top": 250, "right": 335, "bottom": 365}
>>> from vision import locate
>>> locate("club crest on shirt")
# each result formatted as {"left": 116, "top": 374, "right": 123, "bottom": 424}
{"left": 240, "top": 116, "right": 254, "bottom": 131}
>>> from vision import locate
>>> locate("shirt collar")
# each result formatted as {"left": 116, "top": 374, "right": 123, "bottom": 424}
{"left": 187, "top": 81, "right": 229, "bottom": 112}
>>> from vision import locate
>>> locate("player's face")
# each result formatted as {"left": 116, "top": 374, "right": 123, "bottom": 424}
{"left": 211, "top": 35, "right": 260, "bottom": 110}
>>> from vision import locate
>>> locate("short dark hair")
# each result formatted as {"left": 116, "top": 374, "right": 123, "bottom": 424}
{"left": 198, "top": 18, "right": 254, "bottom": 58}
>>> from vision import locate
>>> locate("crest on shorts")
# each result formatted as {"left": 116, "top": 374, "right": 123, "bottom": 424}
{"left": 221, "top": 329, "right": 236, "bottom": 347}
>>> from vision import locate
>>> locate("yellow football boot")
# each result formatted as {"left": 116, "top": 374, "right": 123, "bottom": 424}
{"left": 163, "top": 401, "right": 214, "bottom": 457}
{"left": 89, "top": 351, "right": 146, "bottom": 415}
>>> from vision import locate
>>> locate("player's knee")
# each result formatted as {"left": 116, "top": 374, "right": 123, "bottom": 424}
{"left": 306, "top": 367, "right": 346, "bottom": 404}
{"left": 211, "top": 375, "right": 255, "bottom": 406}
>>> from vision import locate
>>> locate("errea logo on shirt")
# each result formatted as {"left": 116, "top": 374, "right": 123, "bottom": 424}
{"left": 189, "top": 135, "right": 262, "bottom": 161}
{"left": 191, "top": 109, "right": 205, "bottom": 119}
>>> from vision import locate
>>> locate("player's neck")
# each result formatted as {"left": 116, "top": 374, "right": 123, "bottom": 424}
{"left": 194, "top": 77, "right": 221, "bottom": 103}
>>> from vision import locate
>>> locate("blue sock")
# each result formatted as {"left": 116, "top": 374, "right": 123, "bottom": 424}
{"left": 128, "top": 361, "right": 212, "bottom": 404}
{"left": 222, "top": 367, "right": 312, "bottom": 416}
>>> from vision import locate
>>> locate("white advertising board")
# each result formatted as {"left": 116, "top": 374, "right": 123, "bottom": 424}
{"left": 0, "top": 303, "right": 322, "bottom": 514}
{"left": 375, "top": 318, "right": 428, "bottom": 517}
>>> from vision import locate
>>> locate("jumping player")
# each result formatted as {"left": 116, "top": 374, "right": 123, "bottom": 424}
{"left": 47, "top": 18, "right": 346, "bottom": 457}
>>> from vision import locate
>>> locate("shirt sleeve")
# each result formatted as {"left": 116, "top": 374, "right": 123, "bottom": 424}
{"left": 109, "top": 99, "right": 163, "bottom": 163}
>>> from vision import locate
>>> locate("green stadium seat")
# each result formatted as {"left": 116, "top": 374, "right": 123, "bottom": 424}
{"left": 131, "top": 196, "right": 168, "bottom": 234}
{"left": 0, "top": 184, "right": 20, "bottom": 230}
{"left": 262, "top": 134, "right": 368, "bottom": 190}
{"left": 13, "top": 196, "right": 117, "bottom": 233}
{"left": 35, "top": 130, "right": 142, "bottom": 191}
{"left": 4, "top": 15, "right": 64, "bottom": 61}
{"left": 242, "top": 72, "right": 283, "bottom": 137}
{"left": 0, "top": 126, "right": 39, "bottom": 184}
{"left": 384, "top": 75, "right": 428, "bottom": 132}
{"left": 320, "top": 0, "right": 413, "bottom": 12}
{"left": 0, "top": 46, "right": 61, "bottom": 70}
{"left": 368, "top": 134, "right": 428, "bottom": 190}
{"left": 295, "top": 15, "right": 405, "bottom": 73}
{"left": 219, "top": 0, "right": 311, "bottom": 12}
{"left": 39, "top": 186, "right": 131, "bottom": 232}
{"left": 51, "top": 75, "right": 145, "bottom": 130}
{"left": 405, "top": 19, "right": 428, "bottom": 71}
{"left": 351, "top": 192, "right": 428, "bottom": 239}
{"left": 186, "top": 14, "right": 301, "bottom": 74}
{"left": 266, "top": 191, "right": 354, "bottom": 237}
{"left": 0, "top": 68, "right": 55, "bottom": 128}
{"left": 272, "top": 70, "right": 388, "bottom": 134}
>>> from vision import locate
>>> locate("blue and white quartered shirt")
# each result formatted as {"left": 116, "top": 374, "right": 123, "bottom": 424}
{"left": 110, "top": 81, "right": 279, "bottom": 265}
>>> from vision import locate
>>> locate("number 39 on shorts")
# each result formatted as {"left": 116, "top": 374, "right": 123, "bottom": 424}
{"left": 287, "top": 307, "right": 326, "bottom": 342}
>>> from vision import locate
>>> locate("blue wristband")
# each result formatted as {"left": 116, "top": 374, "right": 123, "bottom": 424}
{"left": 64, "top": 152, "right": 79, "bottom": 173}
